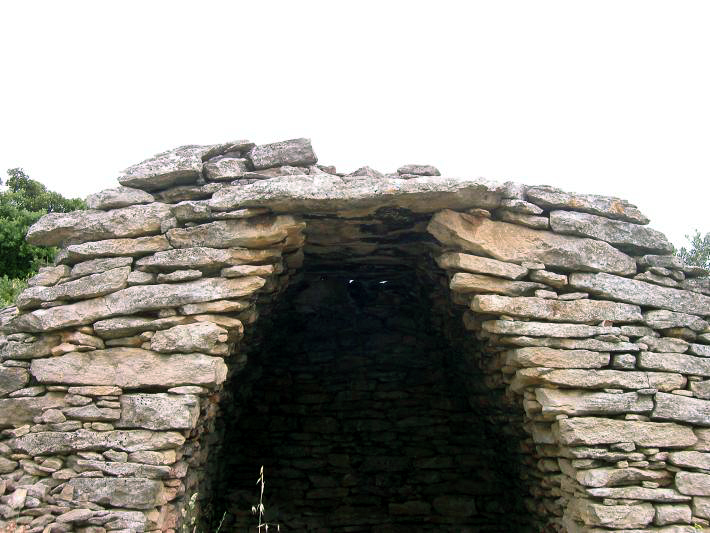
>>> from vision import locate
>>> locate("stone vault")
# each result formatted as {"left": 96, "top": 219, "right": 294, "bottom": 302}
{"left": 0, "top": 137, "right": 709, "bottom": 532}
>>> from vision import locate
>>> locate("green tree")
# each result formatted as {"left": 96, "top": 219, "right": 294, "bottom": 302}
{"left": 0, "top": 168, "right": 85, "bottom": 279}
{"left": 676, "top": 230, "right": 710, "bottom": 270}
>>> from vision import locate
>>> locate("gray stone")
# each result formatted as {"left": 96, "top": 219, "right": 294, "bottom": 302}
{"left": 150, "top": 322, "right": 228, "bottom": 355}
{"left": 0, "top": 335, "right": 60, "bottom": 360}
{"left": 73, "top": 459, "right": 171, "bottom": 479}
{"left": 0, "top": 393, "right": 65, "bottom": 427}
{"left": 221, "top": 264, "right": 277, "bottom": 278}
{"left": 643, "top": 310, "right": 709, "bottom": 332}
{"left": 68, "top": 385, "right": 122, "bottom": 396}
{"left": 512, "top": 368, "right": 685, "bottom": 392}
{"left": 450, "top": 273, "right": 543, "bottom": 296}
{"left": 526, "top": 185, "right": 649, "bottom": 224}
{"left": 428, "top": 210, "right": 636, "bottom": 275}
{"left": 499, "top": 198, "right": 543, "bottom": 214}
{"left": 435, "top": 252, "right": 528, "bottom": 280}
{"left": 68, "top": 477, "right": 163, "bottom": 509}
{"left": 654, "top": 503, "right": 692, "bottom": 526}
{"left": 638, "top": 351, "right": 710, "bottom": 377}
{"left": 505, "top": 347, "right": 610, "bottom": 368}
{"left": 569, "top": 272, "right": 710, "bottom": 316}
{"left": 482, "top": 320, "right": 619, "bottom": 338}
{"left": 118, "top": 145, "right": 210, "bottom": 191}
{"left": 500, "top": 335, "right": 638, "bottom": 352}
{"left": 585, "top": 487, "right": 690, "bottom": 502}
{"left": 8, "top": 428, "right": 185, "bottom": 454}
{"left": 170, "top": 201, "right": 212, "bottom": 222}
{"left": 676, "top": 472, "right": 710, "bottom": 496}
{"left": 568, "top": 499, "right": 654, "bottom": 529}
{"left": 203, "top": 157, "right": 250, "bottom": 181}
{"left": 62, "top": 404, "right": 121, "bottom": 421}
{"left": 7, "top": 276, "right": 265, "bottom": 332}
{"left": 636, "top": 270, "right": 679, "bottom": 287}
{"left": 575, "top": 467, "right": 671, "bottom": 488}
{"left": 210, "top": 174, "right": 504, "bottom": 214}
{"left": 529, "top": 270, "right": 568, "bottom": 288}
{"left": 639, "top": 336, "right": 689, "bottom": 353}
{"left": 690, "top": 344, "right": 710, "bottom": 357}
{"left": 652, "top": 393, "right": 710, "bottom": 426}
{"left": 693, "top": 497, "right": 710, "bottom": 519}
{"left": 70, "top": 257, "right": 133, "bottom": 278}
{"left": 549, "top": 210, "right": 672, "bottom": 254}
{"left": 16, "top": 267, "right": 131, "bottom": 310}
{"left": 27, "top": 266, "right": 70, "bottom": 287}
{"left": 0, "top": 366, "right": 29, "bottom": 396}
{"left": 555, "top": 417, "right": 697, "bottom": 447}
{"left": 248, "top": 138, "right": 317, "bottom": 169}
{"left": 156, "top": 269, "right": 202, "bottom": 283}
{"left": 86, "top": 187, "right": 155, "bottom": 210}
{"left": 668, "top": 451, "right": 710, "bottom": 470}
{"left": 691, "top": 380, "right": 710, "bottom": 399}
{"left": 135, "top": 246, "right": 281, "bottom": 272}
{"left": 93, "top": 316, "right": 191, "bottom": 339}
{"left": 397, "top": 164, "right": 440, "bottom": 177}
{"left": 127, "top": 270, "right": 154, "bottom": 285}
{"left": 345, "top": 166, "right": 385, "bottom": 179}
{"left": 61, "top": 235, "right": 172, "bottom": 262}
{"left": 166, "top": 215, "right": 302, "bottom": 249}
{"left": 26, "top": 203, "right": 172, "bottom": 247}
{"left": 31, "top": 348, "right": 228, "bottom": 388}
{"left": 116, "top": 393, "right": 200, "bottom": 430}
{"left": 471, "top": 294, "right": 642, "bottom": 323}
{"left": 535, "top": 389, "right": 653, "bottom": 416}
{"left": 496, "top": 209, "right": 550, "bottom": 229}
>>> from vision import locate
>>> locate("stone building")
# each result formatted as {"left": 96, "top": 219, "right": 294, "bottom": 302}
{"left": 1, "top": 138, "right": 709, "bottom": 532}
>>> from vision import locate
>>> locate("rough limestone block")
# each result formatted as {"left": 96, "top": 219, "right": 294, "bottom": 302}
{"left": 118, "top": 145, "right": 208, "bottom": 191}
{"left": 0, "top": 393, "right": 65, "bottom": 427}
{"left": 450, "top": 273, "right": 544, "bottom": 296}
{"left": 8, "top": 429, "right": 185, "bottom": 455}
{"left": 86, "top": 186, "right": 155, "bottom": 210}
{"left": 428, "top": 210, "right": 636, "bottom": 275}
{"left": 482, "top": 320, "right": 619, "bottom": 338}
{"left": 586, "top": 487, "right": 690, "bottom": 503}
{"left": 150, "top": 322, "right": 229, "bottom": 355}
{"left": 166, "top": 216, "right": 302, "bottom": 249}
{"left": 668, "top": 451, "right": 710, "bottom": 470}
{"left": 555, "top": 417, "right": 697, "bottom": 447}
{"left": 676, "top": 472, "right": 710, "bottom": 496}
{"left": 248, "top": 138, "right": 317, "bottom": 169}
{"left": 511, "top": 368, "right": 685, "bottom": 392}
{"left": 505, "top": 347, "right": 610, "bottom": 369}
{"left": 575, "top": 467, "right": 671, "bottom": 488}
{"left": 135, "top": 246, "right": 281, "bottom": 272}
{"left": 569, "top": 498, "right": 654, "bottom": 529}
{"left": 27, "top": 265, "right": 71, "bottom": 287}
{"left": 652, "top": 392, "right": 710, "bottom": 426}
{"left": 535, "top": 389, "right": 653, "bottom": 416}
{"left": 435, "top": 252, "right": 528, "bottom": 280}
{"left": 0, "top": 367, "right": 30, "bottom": 396}
{"left": 68, "top": 477, "right": 163, "bottom": 509}
{"left": 638, "top": 351, "right": 710, "bottom": 377}
{"left": 117, "top": 393, "right": 200, "bottom": 430}
{"left": 654, "top": 503, "right": 691, "bottom": 526}
{"left": 61, "top": 235, "right": 172, "bottom": 262}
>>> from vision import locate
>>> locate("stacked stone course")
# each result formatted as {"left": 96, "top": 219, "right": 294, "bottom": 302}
{"left": 0, "top": 137, "right": 708, "bottom": 532}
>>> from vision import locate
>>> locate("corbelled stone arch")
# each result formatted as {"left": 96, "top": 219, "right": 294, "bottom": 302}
{"left": 0, "top": 137, "right": 708, "bottom": 532}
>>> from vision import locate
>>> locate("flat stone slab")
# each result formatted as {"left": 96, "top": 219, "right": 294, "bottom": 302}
{"left": 436, "top": 252, "right": 528, "bottom": 280}
{"left": 512, "top": 368, "right": 685, "bottom": 392}
{"left": 570, "top": 272, "right": 710, "bottom": 317}
{"left": 209, "top": 174, "right": 504, "bottom": 214}
{"left": 505, "top": 347, "right": 610, "bottom": 368}
{"left": 676, "top": 471, "right": 710, "bottom": 496}
{"left": 535, "top": 389, "right": 653, "bottom": 416}
{"left": 428, "top": 210, "right": 636, "bottom": 275}
{"left": 117, "top": 393, "right": 200, "bottom": 430}
{"left": 61, "top": 235, "right": 172, "bottom": 262}
{"left": 135, "top": 246, "right": 281, "bottom": 272}
{"left": 118, "top": 145, "right": 209, "bottom": 191}
{"left": 638, "top": 351, "right": 710, "bottom": 377}
{"left": 7, "top": 276, "right": 265, "bottom": 332}
{"left": 166, "top": 215, "right": 302, "bottom": 249}
{"left": 247, "top": 138, "right": 317, "bottom": 169}
{"left": 86, "top": 186, "right": 155, "bottom": 210}
{"left": 555, "top": 417, "right": 697, "bottom": 447}
{"left": 471, "top": 295, "right": 642, "bottom": 323}
{"left": 8, "top": 428, "right": 185, "bottom": 455}
{"left": 31, "top": 348, "right": 227, "bottom": 388}
{"left": 26, "top": 203, "right": 172, "bottom": 247}
{"left": 0, "top": 393, "right": 65, "bottom": 428}
{"left": 653, "top": 392, "right": 710, "bottom": 426}
{"left": 450, "top": 273, "right": 543, "bottom": 296}
{"left": 482, "top": 320, "right": 620, "bottom": 338}
{"left": 68, "top": 477, "right": 163, "bottom": 509}
{"left": 585, "top": 487, "right": 690, "bottom": 503}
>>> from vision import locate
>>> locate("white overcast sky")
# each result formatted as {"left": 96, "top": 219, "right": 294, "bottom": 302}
{"left": 1, "top": 1, "right": 708, "bottom": 248}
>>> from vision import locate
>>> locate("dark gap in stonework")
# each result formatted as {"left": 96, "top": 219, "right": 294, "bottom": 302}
{"left": 204, "top": 266, "right": 532, "bottom": 532}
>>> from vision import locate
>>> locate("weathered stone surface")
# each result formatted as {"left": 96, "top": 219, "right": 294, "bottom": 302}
{"left": 171, "top": 200, "right": 211, "bottom": 222}
{"left": 668, "top": 451, "right": 710, "bottom": 470}
{"left": 450, "top": 273, "right": 543, "bottom": 296}
{"left": 0, "top": 366, "right": 29, "bottom": 396}
{"left": 506, "top": 347, "right": 609, "bottom": 368}
{"left": 676, "top": 472, "right": 710, "bottom": 496}
{"left": 210, "top": 174, "right": 504, "bottom": 214}
{"left": 31, "top": 348, "right": 228, "bottom": 388}
{"left": 0, "top": 335, "right": 60, "bottom": 359}
{"left": 156, "top": 269, "right": 202, "bottom": 283}
{"left": 497, "top": 209, "right": 550, "bottom": 229}
{"left": 639, "top": 336, "right": 689, "bottom": 353}
{"left": 653, "top": 392, "right": 710, "bottom": 426}
{"left": 568, "top": 499, "right": 654, "bottom": 528}
{"left": 482, "top": 320, "right": 620, "bottom": 338}
{"left": 535, "top": 389, "right": 652, "bottom": 416}
{"left": 93, "top": 316, "right": 191, "bottom": 339}
{"left": 499, "top": 198, "right": 543, "bottom": 215}
{"left": 0, "top": 393, "right": 65, "bottom": 427}
{"left": 501, "top": 336, "right": 638, "bottom": 352}
{"left": 471, "top": 295, "right": 642, "bottom": 323}
{"left": 70, "top": 257, "right": 133, "bottom": 278}
{"left": 16, "top": 267, "right": 131, "bottom": 310}
{"left": 178, "top": 299, "right": 249, "bottom": 315}
{"left": 655, "top": 503, "right": 692, "bottom": 526}
{"left": 135, "top": 246, "right": 280, "bottom": 272}
{"left": 397, "top": 164, "right": 440, "bottom": 177}
{"left": 26, "top": 203, "right": 172, "bottom": 247}
{"left": 86, "top": 186, "right": 155, "bottom": 210}
{"left": 549, "top": 210, "right": 672, "bottom": 254}
{"left": 8, "top": 428, "right": 185, "bottom": 454}
{"left": 204, "top": 157, "right": 250, "bottom": 181}
{"left": 63, "top": 404, "right": 121, "bottom": 421}
{"left": 555, "top": 417, "right": 697, "bottom": 447}
{"left": 61, "top": 235, "right": 172, "bottom": 262}
{"left": 690, "top": 343, "right": 710, "bottom": 357}
{"left": 570, "top": 272, "right": 710, "bottom": 316}
{"left": 436, "top": 251, "right": 528, "bottom": 280}
{"left": 8, "top": 276, "right": 265, "bottom": 332}
{"left": 118, "top": 145, "right": 208, "bottom": 191}
{"left": 69, "top": 477, "right": 163, "bottom": 509}
{"left": 526, "top": 185, "right": 650, "bottom": 224}
{"left": 150, "top": 322, "right": 228, "bottom": 355}
{"left": 248, "top": 138, "right": 317, "bottom": 169}
{"left": 73, "top": 459, "right": 171, "bottom": 479}
{"left": 512, "top": 368, "right": 684, "bottom": 392}
{"left": 693, "top": 496, "right": 710, "bottom": 519}
{"left": 116, "top": 393, "right": 200, "bottom": 430}
{"left": 68, "top": 385, "right": 121, "bottom": 396}
{"left": 575, "top": 467, "right": 672, "bottom": 488}
{"left": 428, "top": 210, "right": 636, "bottom": 275}
{"left": 586, "top": 487, "right": 690, "bottom": 502}
{"left": 166, "top": 216, "right": 302, "bottom": 249}
{"left": 221, "top": 264, "right": 276, "bottom": 277}
{"left": 638, "top": 351, "right": 710, "bottom": 377}
{"left": 27, "top": 265, "right": 70, "bottom": 287}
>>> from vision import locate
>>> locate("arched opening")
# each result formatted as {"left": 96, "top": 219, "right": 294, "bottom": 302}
{"left": 197, "top": 209, "right": 536, "bottom": 532}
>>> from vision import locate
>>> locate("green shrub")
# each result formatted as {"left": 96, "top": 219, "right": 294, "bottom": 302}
{"left": 0, "top": 275, "right": 27, "bottom": 308}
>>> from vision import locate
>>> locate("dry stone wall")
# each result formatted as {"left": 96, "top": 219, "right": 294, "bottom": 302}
{"left": 0, "top": 137, "right": 708, "bottom": 532}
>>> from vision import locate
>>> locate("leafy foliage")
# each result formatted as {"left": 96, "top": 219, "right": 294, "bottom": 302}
{"left": 0, "top": 275, "right": 27, "bottom": 308}
{"left": 0, "top": 168, "right": 85, "bottom": 280}
{"left": 676, "top": 230, "right": 710, "bottom": 270}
